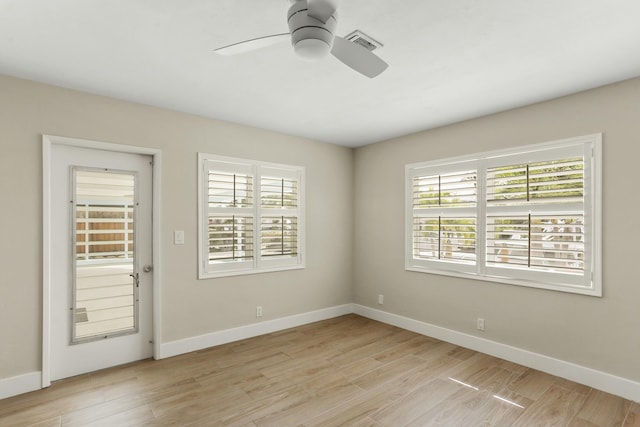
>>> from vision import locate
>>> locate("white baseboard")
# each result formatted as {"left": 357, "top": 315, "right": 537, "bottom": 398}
{"left": 0, "top": 371, "right": 42, "bottom": 401}
{"left": 353, "top": 304, "right": 640, "bottom": 403}
{"left": 160, "top": 304, "right": 353, "bottom": 359}
{"left": 4, "top": 304, "right": 638, "bottom": 403}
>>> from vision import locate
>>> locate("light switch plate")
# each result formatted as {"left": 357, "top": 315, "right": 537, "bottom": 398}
{"left": 174, "top": 230, "right": 185, "bottom": 245}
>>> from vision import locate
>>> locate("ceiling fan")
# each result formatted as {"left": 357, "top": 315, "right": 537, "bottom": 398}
{"left": 213, "top": 0, "right": 388, "bottom": 78}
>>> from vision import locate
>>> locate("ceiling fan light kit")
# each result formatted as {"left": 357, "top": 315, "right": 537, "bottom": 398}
{"left": 214, "top": 0, "right": 388, "bottom": 78}
{"left": 288, "top": 0, "right": 337, "bottom": 60}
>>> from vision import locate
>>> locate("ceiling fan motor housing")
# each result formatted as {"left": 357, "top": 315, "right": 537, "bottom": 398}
{"left": 287, "top": 0, "right": 337, "bottom": 60}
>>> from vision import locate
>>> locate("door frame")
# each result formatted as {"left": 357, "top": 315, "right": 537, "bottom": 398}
{"left": 42, "top": 134, "right": 162, "bottom": 388}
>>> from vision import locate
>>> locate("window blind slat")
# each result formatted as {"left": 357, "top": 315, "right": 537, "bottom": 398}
{"left": 207, "top": 216, "right": 254, "bottom": 261}
{"left": 486, "top": 214, "right": 584, "bottom": 273}
{"left": 208, "top": 171, "right": 253, "bottom": 208}
{"left": 487, "top": 157, "right": 584, "bottom": 204}
{"left": 412, "top": 217, "right": 476, "bottom": 263}
{"left": 411, "top": 169, "right": 477, "bottom": 265}
{"left": 260, "top": 216, "right": 298, "bottom": 258}
{"left": 261, "top": 177, "right": 298, "bottom": 209}
{"left": 412, "top": 170, "right": 477, "bottom": 209}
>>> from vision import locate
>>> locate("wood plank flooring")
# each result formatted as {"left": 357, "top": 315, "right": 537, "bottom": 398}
{"left": 1, "top": 314, "right": 637, "bottom": 426}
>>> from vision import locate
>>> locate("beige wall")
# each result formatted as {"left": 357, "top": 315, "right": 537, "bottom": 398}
{"left": 0, "top": 74, "right": 354, "bottom": 379}
{"left": 2, "top": 71, "right": 639, "bottom": 386}
{"left": 353, "top": 76, "right": 640, "bottom": 382}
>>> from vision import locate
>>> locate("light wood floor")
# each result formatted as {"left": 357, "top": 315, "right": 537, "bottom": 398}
{"left": 1, "top": 314, "right": 638, "bottom": 426}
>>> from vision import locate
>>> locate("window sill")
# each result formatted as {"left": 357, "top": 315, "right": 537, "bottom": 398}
{"left": 405, "top": 265, "right": 601, "bottom": 297}
{"left": 199, "top": 263, "right": 305, "bottom": 280}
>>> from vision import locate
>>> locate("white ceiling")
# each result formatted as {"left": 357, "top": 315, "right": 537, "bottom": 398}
{"left": 1, "top": 0, "right": 640, "bottom": 147}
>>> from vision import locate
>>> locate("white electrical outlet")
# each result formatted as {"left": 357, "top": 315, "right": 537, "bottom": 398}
{"left": 477, "top": 318, "right": 485, "bottom": 331}
{"left": 378, "top": 294, "right": 384, "bottom": 305}
{"left": 256, "top": 306, "right": 263, "bottom": 317}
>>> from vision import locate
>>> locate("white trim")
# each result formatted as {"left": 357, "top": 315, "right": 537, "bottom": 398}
{"left": 405, "top": 267, "right": 599, "bottom": 297}
{"left": 0, "top": 372, "right": 42, "bottom": 400}
{"left": 591, "top": 133, "right": 603, "bottom": 297}
{"left": 405, "top": 134, "right": 601, "bottom": 170}
{"left": 152, "top": 151, "right": 163, "bottom": 359}
{"left": 197, "top": 264, "right": 306, "bottom": 279}
{"left": 160, "top": 304, "right": 352, "bottom": 359}
{"left": 353, "top": 304, "right": 640, "bottom": 402}
{"left": 42, "top": 140, "right": 52, "bottom": 387}
{"left": 42, "top": 134, "right": 162, "bottom": 385}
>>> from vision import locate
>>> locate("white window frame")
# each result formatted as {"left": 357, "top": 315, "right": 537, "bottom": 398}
{"left": 198, "top": 153, "right": 305, "bottom": 279}
{"left": 405, "top": 134, "right": 602, "bottom": 296}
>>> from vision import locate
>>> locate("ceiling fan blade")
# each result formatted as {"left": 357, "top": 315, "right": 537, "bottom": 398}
{"left": 214, "top": 33, "right": 290, "bottom": 56}
{"left": 331, "top": 36, "right": 388, "bottom": 78}
{"left": 307, "top": 0, "right": 340, "bottom": 23}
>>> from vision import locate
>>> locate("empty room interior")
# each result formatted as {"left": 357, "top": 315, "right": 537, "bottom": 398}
{"left": 1, "top": 0, "right": 640, "bottom": 425}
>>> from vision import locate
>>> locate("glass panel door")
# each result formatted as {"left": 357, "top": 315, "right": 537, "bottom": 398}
{"left": 72, "top": 169, "right": 138, "bottom": 343}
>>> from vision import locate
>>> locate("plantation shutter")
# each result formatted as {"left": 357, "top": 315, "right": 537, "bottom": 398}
{"left": 204, "top": 160, "right": 255, "bottom": 271}
{"left": 410, "top": 165, "right": 477, "bottom": 273}
{"left": 406, "top": 135, "right": 599, "bottom": 295}
{"left": 485, "top": 146, "right": 587, "bottom": 284}
{"left": 199, "top": 153, "right": 305, "bottom": 278}
{"left": 260, "top": 167, "right": 301, "bottom": 262}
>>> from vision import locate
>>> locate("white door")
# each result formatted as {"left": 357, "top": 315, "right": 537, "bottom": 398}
{"left": 50, "top": 144, "right": 153, "bottom": 381}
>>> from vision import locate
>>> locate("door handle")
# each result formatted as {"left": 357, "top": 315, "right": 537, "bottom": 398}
{"left": 129, "top": 272, "right": 139, "bottom": 287}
